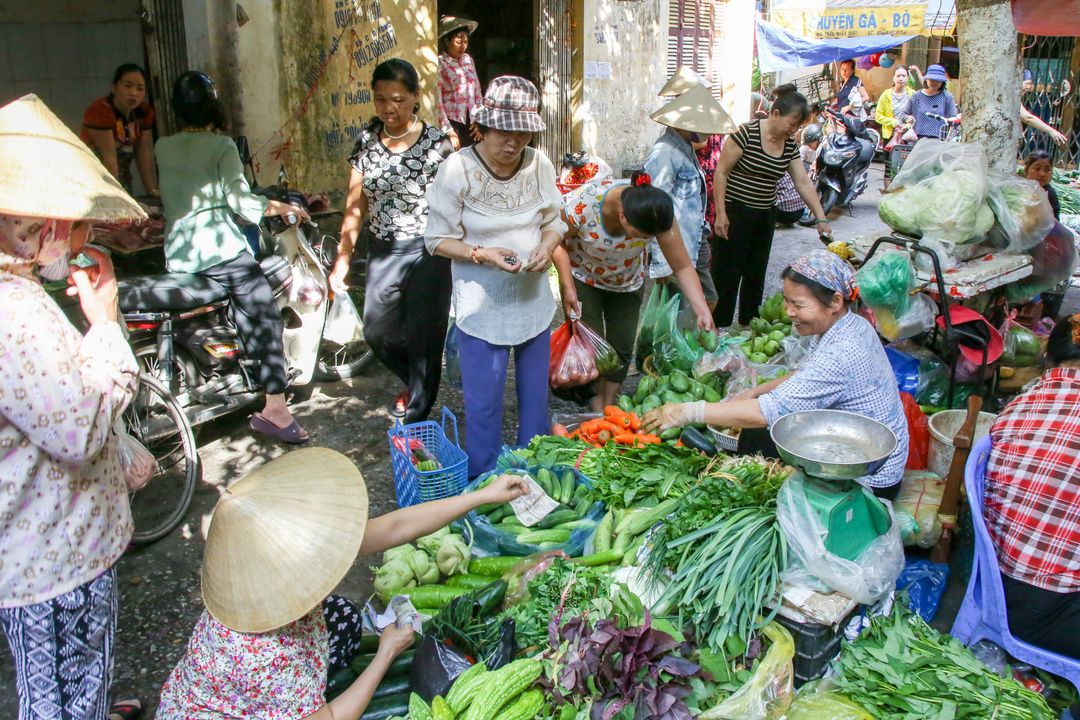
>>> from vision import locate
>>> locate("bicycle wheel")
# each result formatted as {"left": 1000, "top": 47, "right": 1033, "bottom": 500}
{"left": 124, "top": 373, "right": 200, "bottom": 547}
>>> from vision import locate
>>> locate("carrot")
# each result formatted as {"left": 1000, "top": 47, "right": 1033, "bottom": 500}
{"left": 627, "top": 413, "right": 642, "bottom": 432}
{"left": 552, "top": 423, "right": 569, "bottom": 437}
{"left": 636, "top": 433, "right": 661, "bottom": 444}
{"left": 613, "top": 432, "right": 637, "bottom": 445}
{"left": 578, "top": 419, "right": 620, "bottom": 436}
{"left": 603, "top": 406, "right": 633, "bottom": 430}
{"left": 596, "top": 429, "right": 614, "bottom": 445}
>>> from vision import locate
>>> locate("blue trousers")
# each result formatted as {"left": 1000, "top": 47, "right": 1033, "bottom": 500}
{"left": 458, "top": 327, "right": 550, "bottom": 478}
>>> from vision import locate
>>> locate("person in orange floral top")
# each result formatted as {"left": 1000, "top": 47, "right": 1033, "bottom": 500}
{"left": 553, "top": 171, "right": 714, "bottom": 412}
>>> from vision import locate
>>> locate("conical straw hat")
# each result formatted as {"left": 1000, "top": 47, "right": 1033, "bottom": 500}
{"left": 0, "top": 94, "right": 146, "bottom": 221}
{"left": 658, "top": 66, "right": 707, "bottom": 97}
{"left": 202, "top": 447, "right": 370, "bottom": 633}
{"left": 650, "top": 84, "right": 737, "bottom": 135}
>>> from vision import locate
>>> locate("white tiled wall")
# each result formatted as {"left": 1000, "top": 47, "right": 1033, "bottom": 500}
{"left": 0, "top": 20, "right": 144, "bottom": 134}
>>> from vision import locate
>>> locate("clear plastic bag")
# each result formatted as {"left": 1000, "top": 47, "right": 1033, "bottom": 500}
{"left": 776, "top": 474, "right": 905, "bottom": 604}
{"left": 574, "top": 319, "right": 624, "bottom": 379}
{"left": 895, "top": 470, "right": 945, "bottom": 547}
{"left": 1006, "top": 222, "right": 1078, "bottom": 302}
{"left": 116, "top": 423, "right": 156, "bottom": 492}
{"left": 856, "top": 250, "right": 914, "bottom": 318}
{"left": 652, "top": 292, "right": 700, "bottom": 373}
{"left": 999, "top": 312, "right": 1042, "bottom": 367}
{"left": 635, "top": 283, "right": 668, "bottom": 364}
{"left": 778, "top": 334, "right": 814, "bottom": 370}
{"left": 985, "top": 172, "right": 1056, "bottom": 253}
{"left": 549, "top": 319, "right": 601, "bottom": 388}
{"left": 444, "top": 321, "right": 462, "bottom": 389}
{"left": 699, "top": 622, "right": 794, "bottom": 720}
{"left": 323, "top": 290, "right": 364, "bottom": 345}
{"left": 783, "top": 681, "right": 873, "bottom": 720}
{"left": 879, "top": 141, "right": 994, "bottom": 245}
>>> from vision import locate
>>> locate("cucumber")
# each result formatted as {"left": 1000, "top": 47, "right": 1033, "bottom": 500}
{"left": 400, "top": 585, "right": 470, "bottom": 608}
{"left": 350, "top": 650, "right": 416, "bottom": 677}
{"left": 359, "top": 692, "right": 411, "bottom": 720}
{"left": 468, "top": 556, "right": 522, "bottom": 577}
{"left": 535, "top": 468, "right": 557, "bottom": 496}
{"left": 517, "top": 528, "right": 572, "bottom": 544}
{"left": 559, "top": 471, "right": 575, "bottom": 504}
{"left": 445, "top": 574, "right": 496, "bottom": 589}
{"left": 372, "top": 675, "right": 410, "bottom": 699}
{"left": 537, "top": 509, "right": 579, "bottom": 529}
{"left": 486, "top": 505, "right": 508, "bottom": 524}
{"left": 571, "top": 549, "right": 623, "bottom": 567}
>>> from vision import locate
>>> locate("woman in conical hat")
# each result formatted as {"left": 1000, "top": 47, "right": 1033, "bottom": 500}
{"left": 0, "top": 94, "right": 147, "bottom": 720}
{"left": 157, "top": 448, "right": 526, "bottom": 720}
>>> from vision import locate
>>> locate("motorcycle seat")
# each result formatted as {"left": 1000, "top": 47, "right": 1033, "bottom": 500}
{"left": 118, "top": 273, "right": 229, "bottom": 312}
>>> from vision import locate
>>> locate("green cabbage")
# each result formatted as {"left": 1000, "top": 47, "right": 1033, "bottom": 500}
{"left": 878, "top": 188, "right": 927, "bottom": 236}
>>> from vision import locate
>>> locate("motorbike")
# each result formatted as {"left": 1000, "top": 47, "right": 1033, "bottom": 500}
{"left": 800, "top": 107, "right": 881, "bottom": 223}
{"left": 117, "top": 189, "right": 373, "bottom": 430}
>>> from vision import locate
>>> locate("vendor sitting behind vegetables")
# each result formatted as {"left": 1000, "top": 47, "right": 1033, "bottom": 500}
{"left": 644, "top": 250, "right": 909, "bottom": 498}
{"left": 156, "top": 448, "right": 525, "bottom": 720}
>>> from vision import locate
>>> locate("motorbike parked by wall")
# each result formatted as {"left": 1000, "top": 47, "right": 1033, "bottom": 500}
{"left": 117, "top": 189, "right": 373, "bottom": 431}
{"left": 800, "top": 107, "right": 881, "bottom": 224}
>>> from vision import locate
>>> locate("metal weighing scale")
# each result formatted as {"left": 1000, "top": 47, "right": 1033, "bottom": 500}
{"left": 770, "top": 410, "right": 897, "bottom": 561}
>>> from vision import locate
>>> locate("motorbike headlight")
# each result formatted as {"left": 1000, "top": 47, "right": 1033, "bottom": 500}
{"left": 823, "top": 149, "right": 846, "bottom": 164}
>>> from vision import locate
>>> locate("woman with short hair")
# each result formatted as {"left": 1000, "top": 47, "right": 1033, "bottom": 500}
{"left": 711, "top": 85, "right": 834, "bottom": 327}
{"left": 425, "top": 75, "right": 567, "bottom": 477}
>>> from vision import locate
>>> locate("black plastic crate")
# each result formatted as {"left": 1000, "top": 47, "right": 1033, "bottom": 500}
{"left": 775, "top": 609, "right": 859, "bottom": 686}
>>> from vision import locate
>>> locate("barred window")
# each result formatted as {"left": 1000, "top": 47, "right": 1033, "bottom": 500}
{"left": 667, "top": 0, "right": 724, "bottom": 100}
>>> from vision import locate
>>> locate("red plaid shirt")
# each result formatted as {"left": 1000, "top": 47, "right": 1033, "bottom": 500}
{"left": 438, "top": 52, "right": 482, "bottom": 131}
{"left": 985, "top": 367, "right": 1080, "bottom": 592}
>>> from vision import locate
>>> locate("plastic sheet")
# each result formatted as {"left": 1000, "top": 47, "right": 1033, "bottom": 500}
{"left": 879, "top": 293, "right": 937, "bottom": 343}
{"left": 999, "top": 313, "right": 1042, "bottom": 367}
{"left": 323, "top": 290, "right": 365, "bottom": 345}
{"left": 884, "top": 346, "right": 920, "bottom": 396}
{"left": 652, "top": 292, "right": 700, "bottom": 373}
{"left": 777, "top": 474, "right": 905, "bottom": 604}
{"left": 896, "top": 559, "right": 949, "bottom": 623}
{"left": 410, "top": 632, "right": 474, "bottom": 702}
{"left": 635, "top": 283, "right": 668, "bottom": 365}
{"left": 444, "top": 321, "right": 462, "bottom": 390}
{"left": 699, "top": 622, "right": 795, "bottom": 720}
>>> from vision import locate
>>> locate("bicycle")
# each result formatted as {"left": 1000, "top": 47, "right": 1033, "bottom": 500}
{"left": 926, "top": 112, "right": 962, "bottom": 142}
{"left": 124, "top": 371, "right": 200, "bottom": 547}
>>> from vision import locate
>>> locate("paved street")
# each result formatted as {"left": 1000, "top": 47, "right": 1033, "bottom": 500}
{"left": 1, "top": 163, "right": 1074, "bottom": 715}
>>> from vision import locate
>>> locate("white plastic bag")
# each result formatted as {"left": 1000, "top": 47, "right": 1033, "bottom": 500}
{"left": 985, "top": 172, "right": 1056, "bottom": 254}
{"left": 776, "top": 474, "right": 905, "bottom": 604}
{"left": 895, "top": 470, "right": 946, "bottom": 548}
{"left": 116, "top": 423, "right": 156, "bottom": 492}
{"left": 324, "top": 290, "right": 365, "bottom": 345}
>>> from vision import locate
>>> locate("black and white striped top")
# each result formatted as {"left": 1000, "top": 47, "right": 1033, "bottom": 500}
{"left": 727, "top": 120, "right": 799, "bottom": 210}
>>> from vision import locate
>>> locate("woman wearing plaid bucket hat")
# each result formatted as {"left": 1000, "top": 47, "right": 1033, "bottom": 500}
{"left": 425, "top": 75, "right": 568, "bottom": 478}
{"left": 0, "top": 94, "right": 147, "bottom": 720}
{"left": 157, "top": 448, "right": 526, "bottom": 719}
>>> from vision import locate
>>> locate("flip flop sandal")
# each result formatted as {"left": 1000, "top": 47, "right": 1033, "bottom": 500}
{"left": 109, "top": 697, "right": 143, "bottom": 720}
{"left": 250, "top": 413, "right": 310, "bottom": 444}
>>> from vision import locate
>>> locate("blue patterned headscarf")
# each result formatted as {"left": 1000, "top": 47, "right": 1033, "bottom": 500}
{"left": 787, "top": 249, "right": 857, "bottom": 301}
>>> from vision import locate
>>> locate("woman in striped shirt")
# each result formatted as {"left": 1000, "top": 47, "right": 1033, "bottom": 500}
{"left": 711, "top": 85, "right": 833, "bottom": 327}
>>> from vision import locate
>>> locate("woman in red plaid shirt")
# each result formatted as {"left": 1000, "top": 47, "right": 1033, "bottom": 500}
{"left": 986, "top": 314, "right": 1080, "bottom": 661}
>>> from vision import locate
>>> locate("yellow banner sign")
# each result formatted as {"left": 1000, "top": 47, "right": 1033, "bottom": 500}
{"left": 772, "top": 6, "right": 927, "bottom": 39}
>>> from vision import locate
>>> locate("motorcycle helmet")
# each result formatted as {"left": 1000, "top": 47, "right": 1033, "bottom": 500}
{"left": 802, "top": 123, "right": 823, "bottom": 145}
{"left": 172, "top": 71, "right": 226, "bottom": 130}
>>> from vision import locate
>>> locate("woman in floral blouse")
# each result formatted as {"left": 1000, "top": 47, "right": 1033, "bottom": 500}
{"left": 554, "top": 171, "right": 714, "bottom": 411}
{"left": 0, "top": 94, "right": 147, "bottom": 720}
{"left": 157, "top": 450, "right": 525, "bottom": 720}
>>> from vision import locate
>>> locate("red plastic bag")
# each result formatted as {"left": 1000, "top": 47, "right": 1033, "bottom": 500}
{"left": 549, "top": 319, "right": 614, "bottom": 388}
{"left": 901, "top": 391, "right": 929, "bottom": 470}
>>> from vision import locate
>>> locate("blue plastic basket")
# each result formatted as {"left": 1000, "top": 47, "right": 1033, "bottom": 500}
{"left": 387, "top": 407, "right": 469, "bottom": 507}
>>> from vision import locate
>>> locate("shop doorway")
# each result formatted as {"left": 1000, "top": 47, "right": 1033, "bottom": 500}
{"left": 436, "top": 0, "right": 572, "bottom": 164}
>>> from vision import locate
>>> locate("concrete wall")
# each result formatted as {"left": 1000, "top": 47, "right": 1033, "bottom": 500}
{"left": 0, "top": 0, "right": 142, "bottom": 131}
{"left": 576, "top": 0, "right": 670, "bottom": 174}
{"left": 214, "top": 0, "right": 438, "bottom": 197}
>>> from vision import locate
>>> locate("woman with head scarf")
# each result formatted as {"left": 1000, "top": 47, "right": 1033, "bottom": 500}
{"left": 0, "top": 94, "right": 147, "bottom": 719}
{"left": 644, "top": 249, "right": 909, "bottom": 497}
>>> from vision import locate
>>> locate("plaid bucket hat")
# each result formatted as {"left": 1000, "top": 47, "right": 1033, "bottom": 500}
{"left": 471, "top": 75, "right": 545, "bottom": 133}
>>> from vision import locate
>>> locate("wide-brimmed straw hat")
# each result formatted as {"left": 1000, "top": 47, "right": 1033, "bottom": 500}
{"left": 658, "top": 66, "right": 708, "bottom": 98}
{"left": 650, "top": 84, "right": 736, "bottom": 135}
{"left": 439, "top": 15, "right": 478, "bottom": 38}
{"left": 0, "top": 94, "right": 146, "bottom": 221}
{"left": 201, "top": 448, "right": 370, "bottom": 634}
{"left": 472, "top": 75, "right": 545, "bottom": 133}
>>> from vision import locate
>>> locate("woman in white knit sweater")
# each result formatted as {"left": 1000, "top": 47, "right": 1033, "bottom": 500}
{"left": 425, "top": 76, "right": 567, "bottom": 477}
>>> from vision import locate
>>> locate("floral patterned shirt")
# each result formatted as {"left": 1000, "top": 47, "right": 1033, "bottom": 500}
{"left": 156, "top": 608, "right": 330, "bottom": 719}
{"left": 695, "top": 134, "right": 725, "bottom": 228}
{"left": 0, "top": 274, "right": 137, "bottom": 608}
{"left": 438, "top": 52, "right": 482, "bottom": 131}
{"left": 562, "top": 179, "right": 649, "bottom": 292}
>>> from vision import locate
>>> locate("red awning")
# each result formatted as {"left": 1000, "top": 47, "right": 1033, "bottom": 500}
{"left": 1012, "top": 0, "right": 1080, "bottom": 36}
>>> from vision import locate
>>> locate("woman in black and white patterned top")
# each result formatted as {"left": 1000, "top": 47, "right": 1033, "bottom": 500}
{"left": 331, "top": 59, "right": 454, "bottom": 422}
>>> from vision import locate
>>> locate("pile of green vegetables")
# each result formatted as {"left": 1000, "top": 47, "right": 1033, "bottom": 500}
{"left": 1051, "top": 169, "right": 1080, "bottom": 216}
{"left": 408, "top": 658, "right": 546, "bottom": 720}
{"left": 614, "top": 368, "right": 723, "bottom": 436}
{"left": 832, "top": 603, "right": 1056, "bottom": 719}
{"left": 518, "top": 435, "right": 709, "bottom": 511}
{"left": 467, "top": 467, "right": 597, "bottom": 549}
{"left": 373, "top": 528, "right": 471, "bottom": 603}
